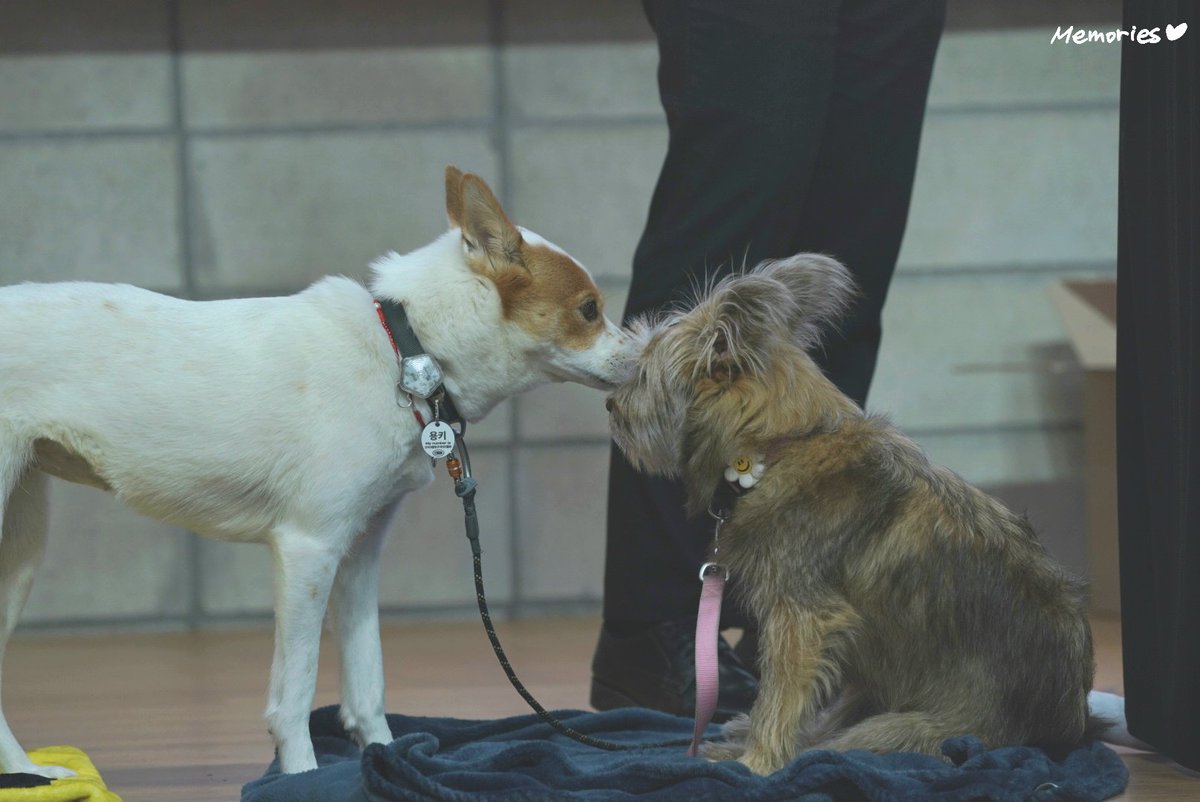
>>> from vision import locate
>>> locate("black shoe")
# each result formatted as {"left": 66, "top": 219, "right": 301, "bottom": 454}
{"left": 590, "top": 619, "right": 758, "bottom": 722}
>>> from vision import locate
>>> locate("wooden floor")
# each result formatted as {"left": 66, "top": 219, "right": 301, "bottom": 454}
{"left": 5, "top": 615, "right": 1197, "bottom": 801}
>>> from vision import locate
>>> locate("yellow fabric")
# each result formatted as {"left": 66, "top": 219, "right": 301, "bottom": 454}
{"left": 2, "top": 747, "right": 122, "bottom": 802}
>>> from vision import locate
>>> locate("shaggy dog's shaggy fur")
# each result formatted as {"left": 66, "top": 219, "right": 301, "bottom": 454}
{"left": 606, "top": 254, "right": 1100, "bottom": 775}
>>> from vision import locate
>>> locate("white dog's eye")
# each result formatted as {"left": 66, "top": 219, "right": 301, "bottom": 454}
{"left": 579, "top": 298, "right": 598, "bottom": 322}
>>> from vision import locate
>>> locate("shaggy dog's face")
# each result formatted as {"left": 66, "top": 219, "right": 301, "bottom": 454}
{"left": 607, "top": 253, "right": 857, "bottom": 480}
{"left": 606, "top": 316, "right": 695, "bottom": 477}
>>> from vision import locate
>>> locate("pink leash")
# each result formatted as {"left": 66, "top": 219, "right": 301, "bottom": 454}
{"left": 688, "top": 560, "right": 728, "bottom": 756}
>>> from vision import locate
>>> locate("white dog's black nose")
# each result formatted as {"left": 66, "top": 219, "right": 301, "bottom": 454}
{"left": 605, "top": 397, "right": 615, "bottom": 413}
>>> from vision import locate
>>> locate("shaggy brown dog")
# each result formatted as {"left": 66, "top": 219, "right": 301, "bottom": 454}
{"left": 606, "top": 255, "right": 1100, "bottom": 775}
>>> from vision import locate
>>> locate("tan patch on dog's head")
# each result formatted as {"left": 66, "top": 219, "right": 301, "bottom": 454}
{"left": 443, "top": 164, "right": 606, "bottom": 351}
{"left": 503, "top": 236, "right": 606, "bottom": 350}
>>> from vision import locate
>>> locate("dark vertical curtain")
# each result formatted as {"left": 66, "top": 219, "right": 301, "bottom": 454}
{"left": 1117, "top": 0, "right": 1199, "bottom": 772}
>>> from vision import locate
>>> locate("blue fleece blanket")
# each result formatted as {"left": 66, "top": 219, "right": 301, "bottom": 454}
{"left": 242, "top": 706, "right": 1128, "bottom": 802}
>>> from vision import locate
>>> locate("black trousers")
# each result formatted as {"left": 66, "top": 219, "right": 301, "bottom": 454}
{"left": 604, "top": 0, "right": 946, "bottom": 624}
{"left": 1117, "top": 0, "right": 1199, "bottom": 771}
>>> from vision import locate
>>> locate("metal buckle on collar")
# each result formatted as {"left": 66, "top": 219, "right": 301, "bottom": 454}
{"left": 699, "top": 561, "right": 729, "bottom": 581}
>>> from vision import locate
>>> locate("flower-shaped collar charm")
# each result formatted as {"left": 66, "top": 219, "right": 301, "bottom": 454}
{"left": 724, "top": 454, "right": 766, "bottom": 489}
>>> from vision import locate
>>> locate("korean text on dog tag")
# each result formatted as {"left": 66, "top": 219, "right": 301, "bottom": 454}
{"left": 421, "top": 420, "right": 456, "bottom": 459}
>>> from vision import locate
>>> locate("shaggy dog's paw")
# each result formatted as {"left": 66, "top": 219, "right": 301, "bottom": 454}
{"left": 719, "top": 712, "right": 752, "bottom": 742}
{"left": 699, "top": 712, "right": 752, "bottom": 762}
{"left": 738, "top": 749, "right": 785, "bottom": 776}
{"left": 699, "top": 739, "right": 746, "bottom": 762}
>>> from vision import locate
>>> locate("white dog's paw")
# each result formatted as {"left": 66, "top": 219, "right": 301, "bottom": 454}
{"left": 339, "top": 710, "right": 393, "bottom": 748}
{"left": 276, "top": 742, "right": 319, "bottom": 774}
{"left": 356, "top": 723, "right": 393, "bottom": 748}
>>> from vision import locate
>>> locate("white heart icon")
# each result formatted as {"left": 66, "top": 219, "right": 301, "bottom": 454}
{"left": 1166, "top": 23, "right": 1188, "bottom": 41}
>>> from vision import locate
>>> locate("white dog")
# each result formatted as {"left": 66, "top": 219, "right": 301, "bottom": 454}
{"left": 0, "top": 167, "right": 634, "bottom": 777}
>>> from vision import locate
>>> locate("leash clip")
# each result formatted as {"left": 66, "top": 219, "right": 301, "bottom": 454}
{"left": 707, "top": 506, "right": 728, "bottom": 541}
{"left": 705, "top": 506, "right": 729, "bottom": 574}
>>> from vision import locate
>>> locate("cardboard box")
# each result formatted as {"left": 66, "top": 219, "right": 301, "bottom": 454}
{"left": 1049, "top": 280, "right": 1118, "bottom": 614}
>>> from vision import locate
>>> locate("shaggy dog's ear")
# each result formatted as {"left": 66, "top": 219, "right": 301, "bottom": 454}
{"left": 752, "top": 253, "right": 858, "bottom": 350}
{"left": 698, "top": 274, "right": 792, "bottom": 383}
{"left": 696, "top": 253, "right": 855, "bottom": 382}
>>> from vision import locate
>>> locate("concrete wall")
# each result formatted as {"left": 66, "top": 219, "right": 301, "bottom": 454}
{"left": 0, "top": 0, "right": 1120, "bottom": 628}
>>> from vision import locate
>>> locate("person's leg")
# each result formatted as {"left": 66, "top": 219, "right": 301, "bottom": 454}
{"left": 793, "top": 0, "right": 947, "bottom": 407}
{"left": 597, "top": 0, "right": 945, "bottom": 714}
{"left": 597, "top": 0, "right": 842, "bottom": 718}
{"left": 605, "top": 0, "right": 841, "bottom": 632}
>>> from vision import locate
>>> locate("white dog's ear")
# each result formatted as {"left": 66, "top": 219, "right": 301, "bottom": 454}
{"left": 445, "top": 164, "right": 466, "bottom": 228}
{"left": 752, "top": 254, "right": 858, "bottom": 349}
{"left": 457, "top": 172, "right": 525, "bottom": 277}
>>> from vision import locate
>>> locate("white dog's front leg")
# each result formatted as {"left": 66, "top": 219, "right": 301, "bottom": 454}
{"left": 265, "top": 528, "right": 343, "bottom": 773}
{"left": 330, "top": 504, "right": 396, "bottom": 748}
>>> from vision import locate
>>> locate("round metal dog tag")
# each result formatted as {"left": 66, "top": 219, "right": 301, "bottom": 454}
{"left": 420, "top": 420, "right": 456, "bottom": 459}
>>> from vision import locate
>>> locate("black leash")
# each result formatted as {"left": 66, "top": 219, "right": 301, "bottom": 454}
{"left": 449, "top": 456, "right": 692, "bottom": 752}
{"left": 375, "top": 297, "right": 691, "bottom": 751}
